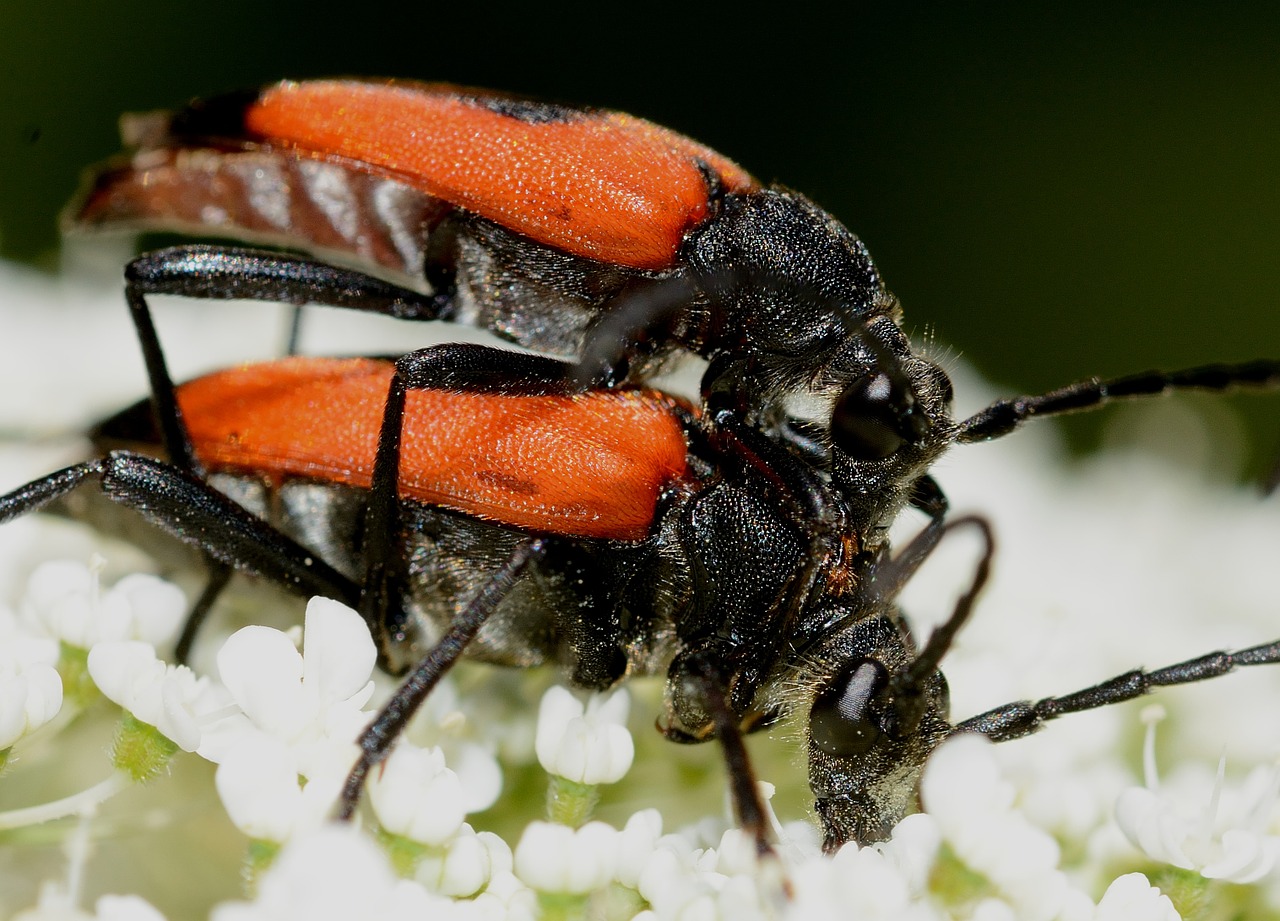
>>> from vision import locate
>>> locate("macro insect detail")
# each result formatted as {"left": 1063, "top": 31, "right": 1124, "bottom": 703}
{"left": 1, "top": 78, "right": 1278, "bottom": 856}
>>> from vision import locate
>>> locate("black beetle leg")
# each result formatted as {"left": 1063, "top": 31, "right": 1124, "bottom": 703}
{"left": 0, "top": 453, "right": 360, "bottom": 608}
{"left": 122, "top": 245, "right": 447, "bottom": 657}
{"left": 682, "top": 658, "right": 776, "bottom": 859}
{"left": 338, "top": 536, "right": 546, "bottom": 821}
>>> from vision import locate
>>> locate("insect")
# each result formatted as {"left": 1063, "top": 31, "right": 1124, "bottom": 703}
{"left": 2, "top": 80, "right": 1277, "bottom": 854}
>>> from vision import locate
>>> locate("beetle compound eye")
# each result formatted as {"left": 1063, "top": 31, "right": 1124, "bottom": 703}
{"left": 831, "top": 374, "right": 911, "bottom": 460}
{"left": 810, "top": 660, "right": 888, "bottom": 756}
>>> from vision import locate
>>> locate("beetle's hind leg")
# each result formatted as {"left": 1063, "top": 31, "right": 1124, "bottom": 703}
{"left": 0, "top": 452, "right": 361, "bottom": 611}
{"left": 115, "top": 245, "right": 450, "bottom": 657}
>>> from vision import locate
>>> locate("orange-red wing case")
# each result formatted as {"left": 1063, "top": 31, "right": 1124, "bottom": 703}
{"left": 178, "top": 357, "right": 691, "bottom": 541}
{"left": 239, "top": 80, "right": 757, "bottom": 269}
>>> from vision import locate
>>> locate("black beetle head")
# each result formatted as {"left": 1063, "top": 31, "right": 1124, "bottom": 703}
{"left": 802, "top": 608, "right": 953, "bottom": 852}
{"left": 825, "top": 318, "right": 956, "bottom": 528}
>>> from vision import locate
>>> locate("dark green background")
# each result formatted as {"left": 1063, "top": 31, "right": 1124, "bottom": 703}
{"left": 1, "top": 3, "right": 1276, "bottom": 475}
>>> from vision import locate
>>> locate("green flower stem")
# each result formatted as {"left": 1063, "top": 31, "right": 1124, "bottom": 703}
{"left": 376, "top": 828, "right": 434, "bottom": 877}
{"left": 0, "top": 771, "right": 128, "bottom": 830}
{"left": 928, "top": 841, "right": 997, "bottom": 911}
{"left": 1148, "top": 867, "right": 1211, "bottom": 921}
{"left": 244, "top": 839, "right": 282, "bottom": 894}
{"left": 57, "top": 642, "right": 98, "bottom": 707}
{"left": 546, "top": 775, "right": 600, "bottom": 828}
{"left": 536, "top": 890, "right": 591, "bottom": 921}
{"left": 111, "top": 713, "right": 179, "bottom": 782}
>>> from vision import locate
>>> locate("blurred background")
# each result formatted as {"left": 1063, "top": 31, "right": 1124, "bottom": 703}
{"left": 0, "top": 2, "right": 1276, "bottom": 478}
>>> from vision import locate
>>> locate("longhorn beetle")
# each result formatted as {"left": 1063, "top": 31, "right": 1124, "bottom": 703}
{"left": 2, "top": 80, "right": 1278, "bottom": 853}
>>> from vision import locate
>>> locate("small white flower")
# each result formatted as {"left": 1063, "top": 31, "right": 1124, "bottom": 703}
{"left": 9, "top": 885, "right": 168, "bottom": 921}
{"left": 534, "top": 685, "right": 634, "bottom": 785}
{"left": 1092, "top": 873, "right": 1181, "bottom": 921}
{"left": 1115, "top": 705, "right": 1280, "bottom": 883}
{"left": 513, "top": 820, "right": 619, "bottom": 894}
{"left": 0, "top": 659, "right": 62, "bottom": 750}
{"left": 210, "top": 826, "right": 444, "bottom": 921}
{"left": 214, "top": 731, "right": 339, "bottom": 842}
{"left": 413, "top": 824, "right": 504, "bottom": 897}
{"left": 0, "top": 604, "right": 59, "bottom": 669}
{"left": 87, "top": 641, "right": 227, "bottom": 753}
{"left": 210, "top": 597, "right": 377, "bottom": 778}
{"left": 878, "top": 813, "right": 942, "bottom": 894}
{"left": 21, "top": 561, "right": 184, "bottom": 651}
{"left": 921, "top": 734, "right": 1070, "bottom": 921}
{"left": 368, "top": 742, "right": 467, "bottom": 846}
{"left": 91, "top": 894, "right": 169, "bottom": 921}
{"left": 615, "top": 809, "right": 664, "bottom": 888}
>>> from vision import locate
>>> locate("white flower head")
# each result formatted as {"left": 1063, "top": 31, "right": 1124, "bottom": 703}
{"left": 1092, "top": 873, "right": 1181, "bottom": 921}
{"left": 534, "top": 684, "right": 634, "bottom": 785}
{"left": 0, "top": 659, "right": 62, "bottom": 750}
{"left": 210, "top": 597, "right": 377, "bottom": 777}
{"left": 21, "top": 561, "right": 184, "bottom": 651}
{"left": 210, "top": 826, "right": 444, "bottom": 921}
{"left": 1115, "top": 705, "right": 1280, "bottom": 883}
{"left": 921, "top": 733, "right": 1070, "bottom": 920}
{"left": 513, "top": 820, "right": 619, "bottom": 894}
{"left": 367, "top": 742, "right": 467, "bottom": 845}
{"left": 87, "top": 641, "right": 228, "bottom": 753}
{"left": 9, "top": 885, "right": 169, "bottom": 921}
{"left": 412, "top": 824, "right": 506, "bottom": 898}
{"left": 214, "top": 731, "right": 340, "bottom": 843}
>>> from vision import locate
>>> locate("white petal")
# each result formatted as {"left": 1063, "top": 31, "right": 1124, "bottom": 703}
{"left": 93, "top": 894, "right": 169, "bottom": 921}
{"left": 451, "top": 743, "right": 503, "bottom": 814}
{"left": 414, "top": 825, "right": 493, "bottom": 897}
{"left": 217, "top": 625, "right": 309, "bottom": 736}
{"left": 534, "top": 686, "right": 633, "bottom": 784}
{"left": 211, "top": 826, "right": 407, "bottom": 921}
{"left": 368, "top": 744, "right": 466, "bottom": 845}
{"left": 215, "top": 733, "right": 304, "bottom": 842}
{"left": 88, "top": 641, "right": 164, "bottom": 710}
{"left": 1093, "top": 873, "right": 1180, "bottom": 921}
{"left": 514, "top": 821, "right": 618, "bottom": 894}
{"left": 301, "top": 597, "right": 377, "bottom": 704}
{"left": 110, "top": 573, "right": 186, "bottom": 648}
{"left": 153, "top": 670, "right": 204, "bottom": 752}
{"left": 1114, "top": 787, "right": 1194, "bottom": 869}
{"left": 616, "top": 810, "right": 664, "bottom": 888}
{"left": 534, "top": 685, "right": 584, "bottom": 772}
{"left": 1199, "top": 828, "right": 1277, "bottom": 883}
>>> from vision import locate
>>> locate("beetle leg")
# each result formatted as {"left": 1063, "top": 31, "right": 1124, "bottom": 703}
{"left": 174, "top": 564, "right": 234, "bottom": 664}
{"left": 0, "top": 452, "right": 360, "bottom": 607}
{"left": 681, "top": 654, "right": 776, "bottom": 858}
{"left": 124, "top": 245, "right": 445, "bottom": 468}
{"left": 338, "top": 537, "right": 546, "bottom": 820}
{"left": 121, "top": 245, "right": 447, "bottom": 656}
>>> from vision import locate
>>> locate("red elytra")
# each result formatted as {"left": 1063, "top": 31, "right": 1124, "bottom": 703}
{"left": 239, "top": 81, "right": 757, "bottom": 269}
{"left": 177, "top": 357, "right": 691, "bottom": 541}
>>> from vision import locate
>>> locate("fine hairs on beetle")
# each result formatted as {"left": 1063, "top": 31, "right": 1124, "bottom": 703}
{"left": 1, "top": 80, "right": 1278, "bottom": 855}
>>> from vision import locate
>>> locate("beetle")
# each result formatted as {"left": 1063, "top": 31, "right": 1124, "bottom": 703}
{"left": 2, "top": 79, "right": 1277, "bottom": 853}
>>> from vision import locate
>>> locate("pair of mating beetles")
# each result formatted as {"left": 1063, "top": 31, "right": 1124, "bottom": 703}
{"left": 3, "top": 79, "right": 1278, "bottom": 853}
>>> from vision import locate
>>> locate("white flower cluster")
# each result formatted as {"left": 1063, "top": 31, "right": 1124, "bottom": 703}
{"left": 4, "top": 548, "right": 1278, "bottom": 920}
